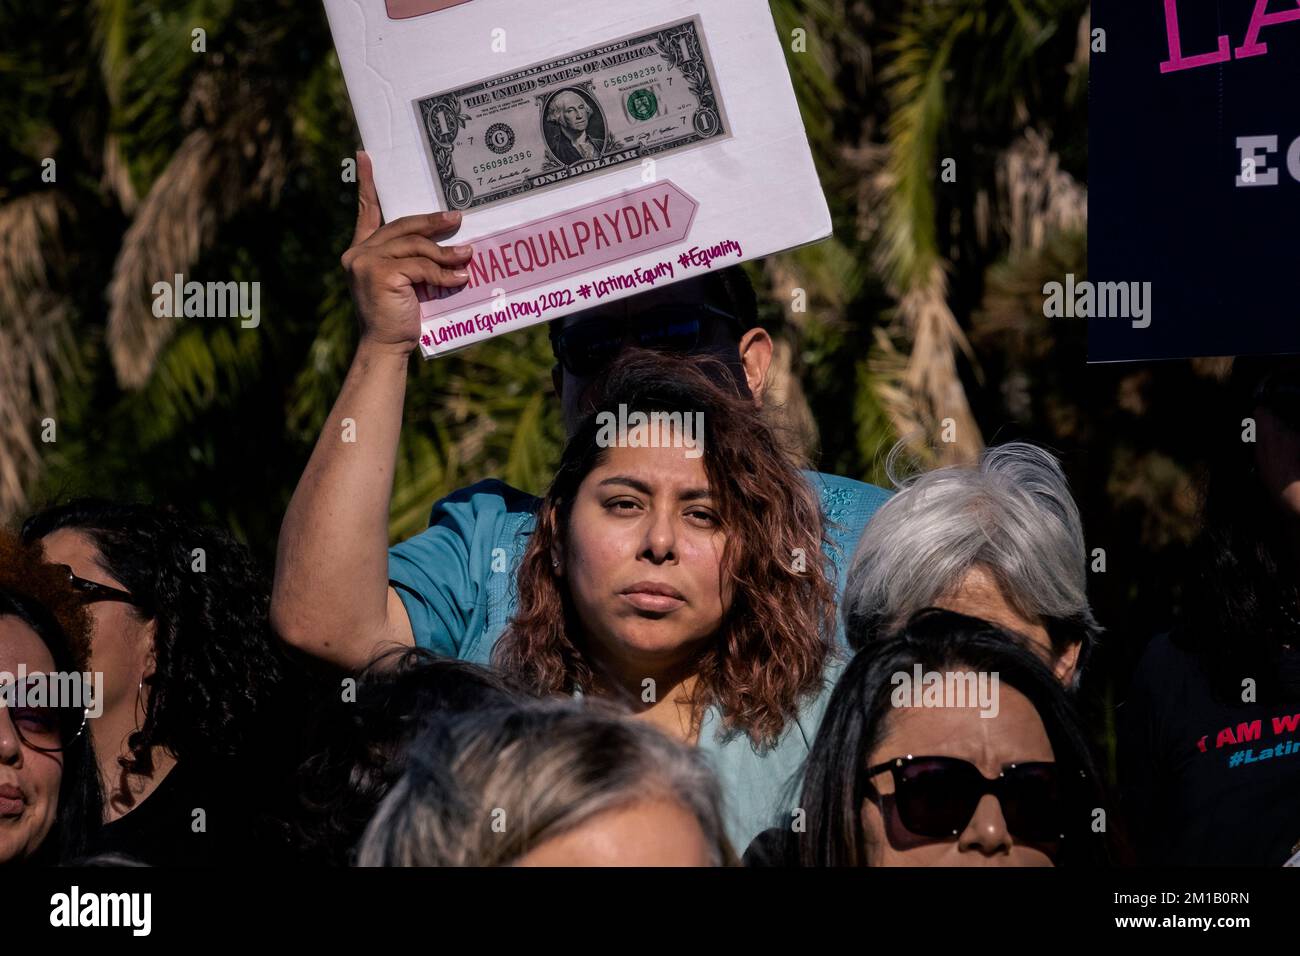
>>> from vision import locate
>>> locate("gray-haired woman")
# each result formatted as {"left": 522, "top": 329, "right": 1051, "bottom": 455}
{"left": 357, "top": 699, "right": 736, "bottom": 866}
{"left": 842, "top": 442, "right": 1100, "bottom": 686}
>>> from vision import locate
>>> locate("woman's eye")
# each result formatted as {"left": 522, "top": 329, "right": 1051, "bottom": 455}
{"left": 605, "top": 498, "right": 642, "bottom": 513}
{"left": 685, "top": 510, "right": 718, "bottom": 526}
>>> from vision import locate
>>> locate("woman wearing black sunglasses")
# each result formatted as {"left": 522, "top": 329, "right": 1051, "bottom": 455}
{"left": 0, "top": 530, "right": 103, "bottom": 865}
{"left": 748, "top": 609, "right": 1111, "bottom": 866}
{"left": 21, "top": 501, "right": 303, "bottom": 865}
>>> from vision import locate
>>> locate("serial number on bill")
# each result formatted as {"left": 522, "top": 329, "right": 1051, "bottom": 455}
{"left": 604, "top": 66, "right": 664, "bottom": 87}
{"left": 474, "top": 151, "right": 534, "bottom": 175}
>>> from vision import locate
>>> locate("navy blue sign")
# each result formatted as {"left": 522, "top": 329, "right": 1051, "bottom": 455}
{"left": 1090, "top": 0, "right": 1300, "bottom": 361}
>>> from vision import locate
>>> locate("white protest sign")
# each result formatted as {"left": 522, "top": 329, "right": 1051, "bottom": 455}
{"left": 323, "top": 0, "right": 832, "bottom": 357}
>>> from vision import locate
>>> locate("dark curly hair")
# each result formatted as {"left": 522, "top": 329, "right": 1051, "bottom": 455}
{"left": 21, "top": 500, "right": 286, "bottom": 777}
{"left": 293, "top": 647, "right": 520, "bottom": 865}
{"left": 495, "top": 349, "right": 837, "bottom": 748}
{"left": 0, "top": 529, "right": 103, "bottom": 862}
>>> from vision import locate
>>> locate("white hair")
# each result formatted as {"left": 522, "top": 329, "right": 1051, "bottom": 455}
{"left": 356, "top": 699, "right": 734, "bottom": 866}
{"left": 843, "top": 441, "right": 1099, "bottom": 671}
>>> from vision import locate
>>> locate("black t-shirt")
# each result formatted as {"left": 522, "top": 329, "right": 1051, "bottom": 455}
{"left": 1119, "top": 633, "right": 1300, "bottom": 865}
{"left": 85, "top": 760, "right": 292, "bottom": 867}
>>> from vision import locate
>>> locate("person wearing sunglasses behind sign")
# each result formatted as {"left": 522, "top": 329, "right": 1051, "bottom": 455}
{"left": 546, "top": 275, "right": 760, "bottom": 435}
{"left": 20, "top": 501, "right": 300, "bottom": 866}
{"left": 745, "top": 610, "right": 1110, "bottom": 867}
{"left": 272, "top": 152, "right": 888, "bottom": 673}
{"left": 0, "top": 530, "right": 103, "bottom": 865}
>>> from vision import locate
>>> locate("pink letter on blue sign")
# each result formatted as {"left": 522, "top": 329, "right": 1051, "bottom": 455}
{"left": 1235, "top": 0, "right": 1300, "bottom": 59}
{"left": 1159, "top": 0, "right": 1231, "bottom": 73}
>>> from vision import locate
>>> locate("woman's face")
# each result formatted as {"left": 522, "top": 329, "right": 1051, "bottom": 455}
{"left": 557, "top": 440, "right": 730, "bottom": 680}
{"left": 514, "top": 797, "right": 714, "bottom": 866}
{"left": 38, "top": 530, "right": 153, "bottom": 723}
{"left": 935, "top": 565, "right": 1079, "bottom": 684}
{"left": 861, "top": 684, "right": 1057, "bottom": 867}
{"left": 0, "top": 617, "right": 64, "bottom": 864}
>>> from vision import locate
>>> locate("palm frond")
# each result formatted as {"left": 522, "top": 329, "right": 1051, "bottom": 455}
{"left": 877, "top": 6, "right": 970, "bottom": 290}
{"left": 502, "top": 390, "right": 553, "bottom": 493}
{"left": 91, "top": 0, "right": 133, "bottom": 107}
{"left": 106, "top": 129, "right": 222, "bottom": 387}
{"left": 890, "top": 263, "right": 982, "bottom": 464}
{"left": 101, "top": 133, "right": 139, "bottom": 214}
{"left": 288, "top": 273, "right": 356, "bottom": 442}
{"left": 389, "top": 427, "right": 459, "bottom": 542}
{"left": 0, "top": 192, "right": 67, "bottom": 311}
{"left": 998, "top": 128, "right": 1086, "bottom": 257}
{"left": 0, "top": 193, "right": 78, "bottom": 518}
{"left": 770, "top": 0, "right": 852, "bottom": 158}
{"left": 106, "top": 113, "right": 282, "bottom": 392}
{"left": 865, "top": 0, "right": 1086, "bottom": 466}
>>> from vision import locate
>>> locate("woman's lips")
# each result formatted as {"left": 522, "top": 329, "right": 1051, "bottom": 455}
{"left": 621, "top": 592, "right": 686, "bottom": 612}
{"left": 619, "top": 582, "right": 686, "bottom": 613}
{"left": 0, "top": 784, "right": 24, "bottom": 817}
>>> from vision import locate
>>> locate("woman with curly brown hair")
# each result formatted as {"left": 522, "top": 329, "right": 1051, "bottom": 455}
{"left": 493, "top": 349, "right": 840, "bottom": 849}
{"left": 0, "top": 530, "right": 103, "bottom": 865}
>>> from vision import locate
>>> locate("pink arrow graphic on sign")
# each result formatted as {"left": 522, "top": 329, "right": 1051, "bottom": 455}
{"left": 419, "top": 180, "right": 700, "bottom": 320}
{"left": 386, "top": 0, "right": 474, "bottom": 20}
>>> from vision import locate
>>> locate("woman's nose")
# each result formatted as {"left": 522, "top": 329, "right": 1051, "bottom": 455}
{"left": 0, "top": 707, "right": 23, "bottom": 765}
{"left": 957, "top": 794, "right": 1013, "bottom": 857}
{"left": 639, "top": 509, "right": 678, "bottom": 562}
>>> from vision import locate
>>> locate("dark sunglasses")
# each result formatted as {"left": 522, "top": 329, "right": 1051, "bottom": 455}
{"left": 551, "top": 304, "right": 742, "bottom": 378}
{"left": 865, "top": 754, "right": 1072, "bottom": 845}
{"left": 1, "top": 681, "right": 89, "bottom": 754}
{"left": 52, "top": 563, "right": 136, "bottom": 606}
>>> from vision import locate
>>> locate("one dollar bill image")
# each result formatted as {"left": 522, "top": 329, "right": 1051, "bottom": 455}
{"left": 416, "top": 15, "right": 729, "bottom": 212}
